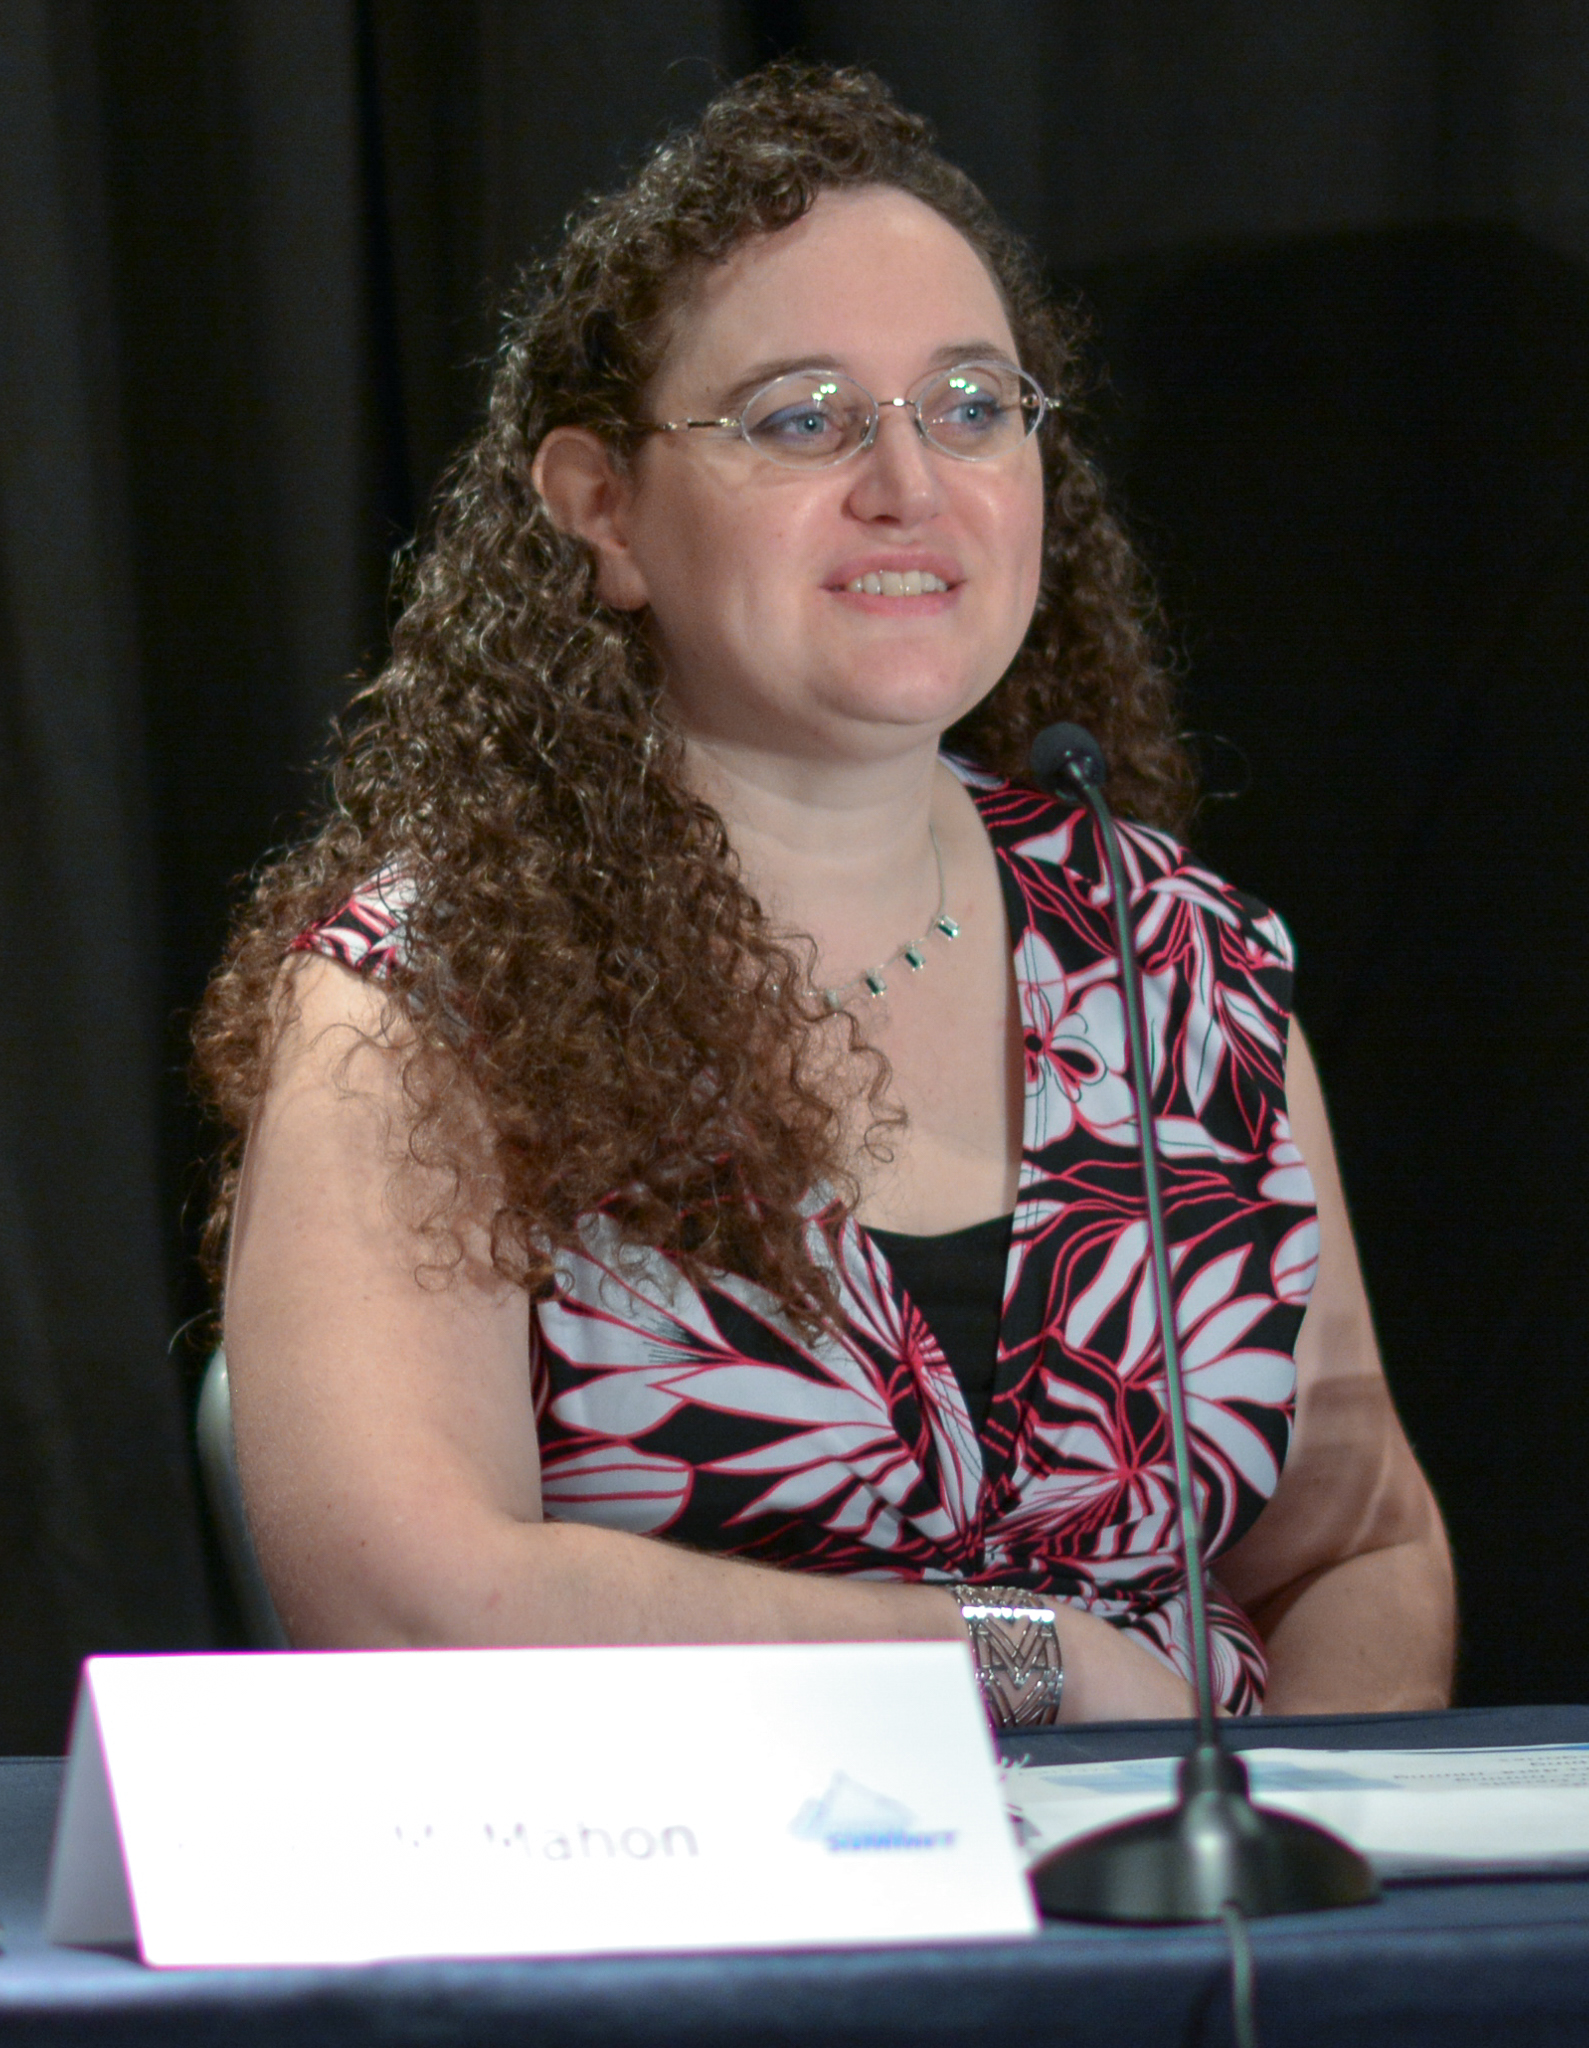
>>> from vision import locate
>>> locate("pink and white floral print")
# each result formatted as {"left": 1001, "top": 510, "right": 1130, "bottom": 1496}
{"left": 301, "top": 774, "right": 1314, "bottom": 1712}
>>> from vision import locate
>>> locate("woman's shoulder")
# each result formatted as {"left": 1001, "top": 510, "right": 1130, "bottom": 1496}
{"left": 952, "top": 759, "right": 1295, "bottom": 977}
{"left": 290, "top": 867, "right": 418, "bottom": 981}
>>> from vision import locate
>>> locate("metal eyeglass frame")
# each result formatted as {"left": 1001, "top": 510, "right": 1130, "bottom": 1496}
{"left": 639, "top": 359, "right": 1059, "bottom": 468}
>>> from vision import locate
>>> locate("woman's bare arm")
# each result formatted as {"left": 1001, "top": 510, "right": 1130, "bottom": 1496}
{"left": 225, "top": 954, "right": 1191, "bottom": 1720}
{"left": 1215, "top": 1021, "right": 1456, "bottom": 1711}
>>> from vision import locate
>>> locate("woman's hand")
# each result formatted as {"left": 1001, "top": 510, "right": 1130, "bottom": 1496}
{"left": 1215, "top": 1021, "right": 1456, "bottom": 1711}
{"left": 225, "top": 955, "right": 1188, "bottom": 1720}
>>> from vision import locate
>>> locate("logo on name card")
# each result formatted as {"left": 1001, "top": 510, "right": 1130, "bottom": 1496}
{"left": 790, "top": 1772, "right": 957, "bottom": 1853}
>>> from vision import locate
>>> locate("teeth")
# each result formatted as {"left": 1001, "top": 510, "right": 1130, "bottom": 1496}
{"left": 846, "top": 571, "right": 950, "bottom": 596}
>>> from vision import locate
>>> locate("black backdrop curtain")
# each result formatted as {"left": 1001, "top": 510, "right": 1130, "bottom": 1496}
{"left": 3, "top": 0, "right": 1588, "bottom": 1751}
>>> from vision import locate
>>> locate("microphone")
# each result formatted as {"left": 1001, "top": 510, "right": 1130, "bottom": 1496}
{"left": 1024, "top": 722, "right": 1375, "bottom": 1924}
{"left": 1028, "top": 720, "right": 1106, "bottom": 793}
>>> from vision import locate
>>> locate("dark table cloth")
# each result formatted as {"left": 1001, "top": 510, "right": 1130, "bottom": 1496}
{"left": 3, "top": 1705, "right": 1588, "bottom": 2046}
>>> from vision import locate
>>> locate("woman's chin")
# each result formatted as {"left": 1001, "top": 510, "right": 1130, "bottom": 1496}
{"left": 817, "top": 674, "right": 996, "bottom": 743}
{"left": 669, "top": 662, "right": 998, "bottom": 761}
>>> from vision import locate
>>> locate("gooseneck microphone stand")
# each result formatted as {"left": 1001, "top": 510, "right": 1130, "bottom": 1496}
{"left": 1025, "top": 723, "right": 1377, "bottom": 1922}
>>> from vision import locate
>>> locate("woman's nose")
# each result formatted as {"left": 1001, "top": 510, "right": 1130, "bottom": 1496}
{"left": 844, "top": 406, "right": 942, "bottom": 524}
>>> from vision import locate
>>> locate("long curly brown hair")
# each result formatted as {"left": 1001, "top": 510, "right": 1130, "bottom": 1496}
{"left": 194, "top": 61, "right": 1192, "bottom": 1324}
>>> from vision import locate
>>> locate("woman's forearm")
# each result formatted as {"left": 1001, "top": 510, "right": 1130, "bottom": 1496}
{"left": 1250, "top": 1530, "right": 1456, "bottom": 1714}
{"left": 275, "top": 1510, "right": 1193, "bottom": 1722}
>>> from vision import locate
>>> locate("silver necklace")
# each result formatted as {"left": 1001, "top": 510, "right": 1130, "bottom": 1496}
{"left": 816, "top": 825, "right": 961, "bottom": 1011}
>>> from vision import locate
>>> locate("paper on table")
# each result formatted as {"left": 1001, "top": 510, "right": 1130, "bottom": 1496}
{"left": 1005, "top": 1745, "right": 1589, "bottom": 1879}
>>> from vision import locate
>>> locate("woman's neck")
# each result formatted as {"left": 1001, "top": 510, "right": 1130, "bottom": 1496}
{"left": 680, "top": 730, "right": 953, "bottom": 989}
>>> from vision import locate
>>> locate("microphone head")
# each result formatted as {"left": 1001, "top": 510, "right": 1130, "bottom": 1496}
{"left": 1029, "top": 722, "right": 1107, "bottom": 794}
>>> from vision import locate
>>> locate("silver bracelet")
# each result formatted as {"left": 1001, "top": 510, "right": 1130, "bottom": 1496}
{"left": 951, "top": 1584, "right": 1064, "bottom": 1728}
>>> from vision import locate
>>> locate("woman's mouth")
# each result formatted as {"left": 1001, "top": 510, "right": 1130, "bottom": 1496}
{"left": 844, "top": 570, "right": 951, "bottom": 596}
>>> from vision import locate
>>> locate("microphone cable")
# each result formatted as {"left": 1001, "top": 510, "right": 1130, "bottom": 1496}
{"left": 1219, "top": 1899, "right": 1260, "bottom": 2048}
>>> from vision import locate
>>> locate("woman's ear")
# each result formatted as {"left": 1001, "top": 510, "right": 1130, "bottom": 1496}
{"left": 531, "top": 427, "right": 650, "bottom": 610}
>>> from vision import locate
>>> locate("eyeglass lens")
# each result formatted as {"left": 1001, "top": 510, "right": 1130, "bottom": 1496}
{"left": 740, "top": 364, "right": 1041, "bottom": 467}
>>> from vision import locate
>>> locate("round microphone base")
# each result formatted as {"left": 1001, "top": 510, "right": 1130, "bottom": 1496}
{"left": 1029, "top": 1745, "right": 1380, "bottom": 1923}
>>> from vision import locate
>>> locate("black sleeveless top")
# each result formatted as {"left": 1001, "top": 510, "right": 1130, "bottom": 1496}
{"left": 864, "top": 1214, "right": 1015, "bottom": 1440}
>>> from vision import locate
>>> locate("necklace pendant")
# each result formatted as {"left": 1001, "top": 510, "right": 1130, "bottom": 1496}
{"left": 811, "top": 825, "right": 957, "bottom": 1013}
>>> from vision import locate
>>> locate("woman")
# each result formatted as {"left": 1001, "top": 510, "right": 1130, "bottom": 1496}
{"left": 200, "top": 64, "right": 1454, "bottom": 1722}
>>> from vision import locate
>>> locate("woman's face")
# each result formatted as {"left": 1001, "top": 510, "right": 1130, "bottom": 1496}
{"left": 554, "top": 186, "right": 1046, "bottom": 766}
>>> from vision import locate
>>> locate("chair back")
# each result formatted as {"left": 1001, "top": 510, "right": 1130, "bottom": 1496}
{"left": 196, "top": 1349, "right": 289, "bottom": 1648}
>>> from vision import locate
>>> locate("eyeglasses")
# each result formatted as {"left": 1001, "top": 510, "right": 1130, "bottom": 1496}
{"left": 641, "top": 360, "right": 1056, "bottom": 469}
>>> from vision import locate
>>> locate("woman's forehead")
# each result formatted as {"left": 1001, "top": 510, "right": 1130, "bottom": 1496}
{"left": 655, "top": 187, "right": 1016, "bottom": 398}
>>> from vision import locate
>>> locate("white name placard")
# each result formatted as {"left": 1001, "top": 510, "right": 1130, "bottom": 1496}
{"left": 45, "top": 1643, "right": 1035, "bottom": 1967}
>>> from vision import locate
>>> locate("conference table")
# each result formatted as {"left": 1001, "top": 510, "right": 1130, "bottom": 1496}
{"left": 2, "top": 1704, "right": 1587, "bottom": 2045}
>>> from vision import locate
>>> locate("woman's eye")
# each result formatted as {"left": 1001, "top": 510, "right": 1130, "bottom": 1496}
{"left": 754, "top": 404, "right": 842, "bottom": 442}
{"left": 942, "top": 396, "right": 1006, "bottom": 431}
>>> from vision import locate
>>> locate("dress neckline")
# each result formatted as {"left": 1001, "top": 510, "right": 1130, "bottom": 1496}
{"left": 865, "top": 1212, "right": 1016, "bottom": 1250}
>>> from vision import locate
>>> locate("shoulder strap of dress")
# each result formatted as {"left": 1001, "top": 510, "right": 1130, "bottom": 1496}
{"left": 290, "top": 868, "right": 416, "bottom": 980}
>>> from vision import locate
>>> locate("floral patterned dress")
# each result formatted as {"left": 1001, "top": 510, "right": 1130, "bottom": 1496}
{"left": 301, "top": 770, "right": 1315, "bottom": 1713}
